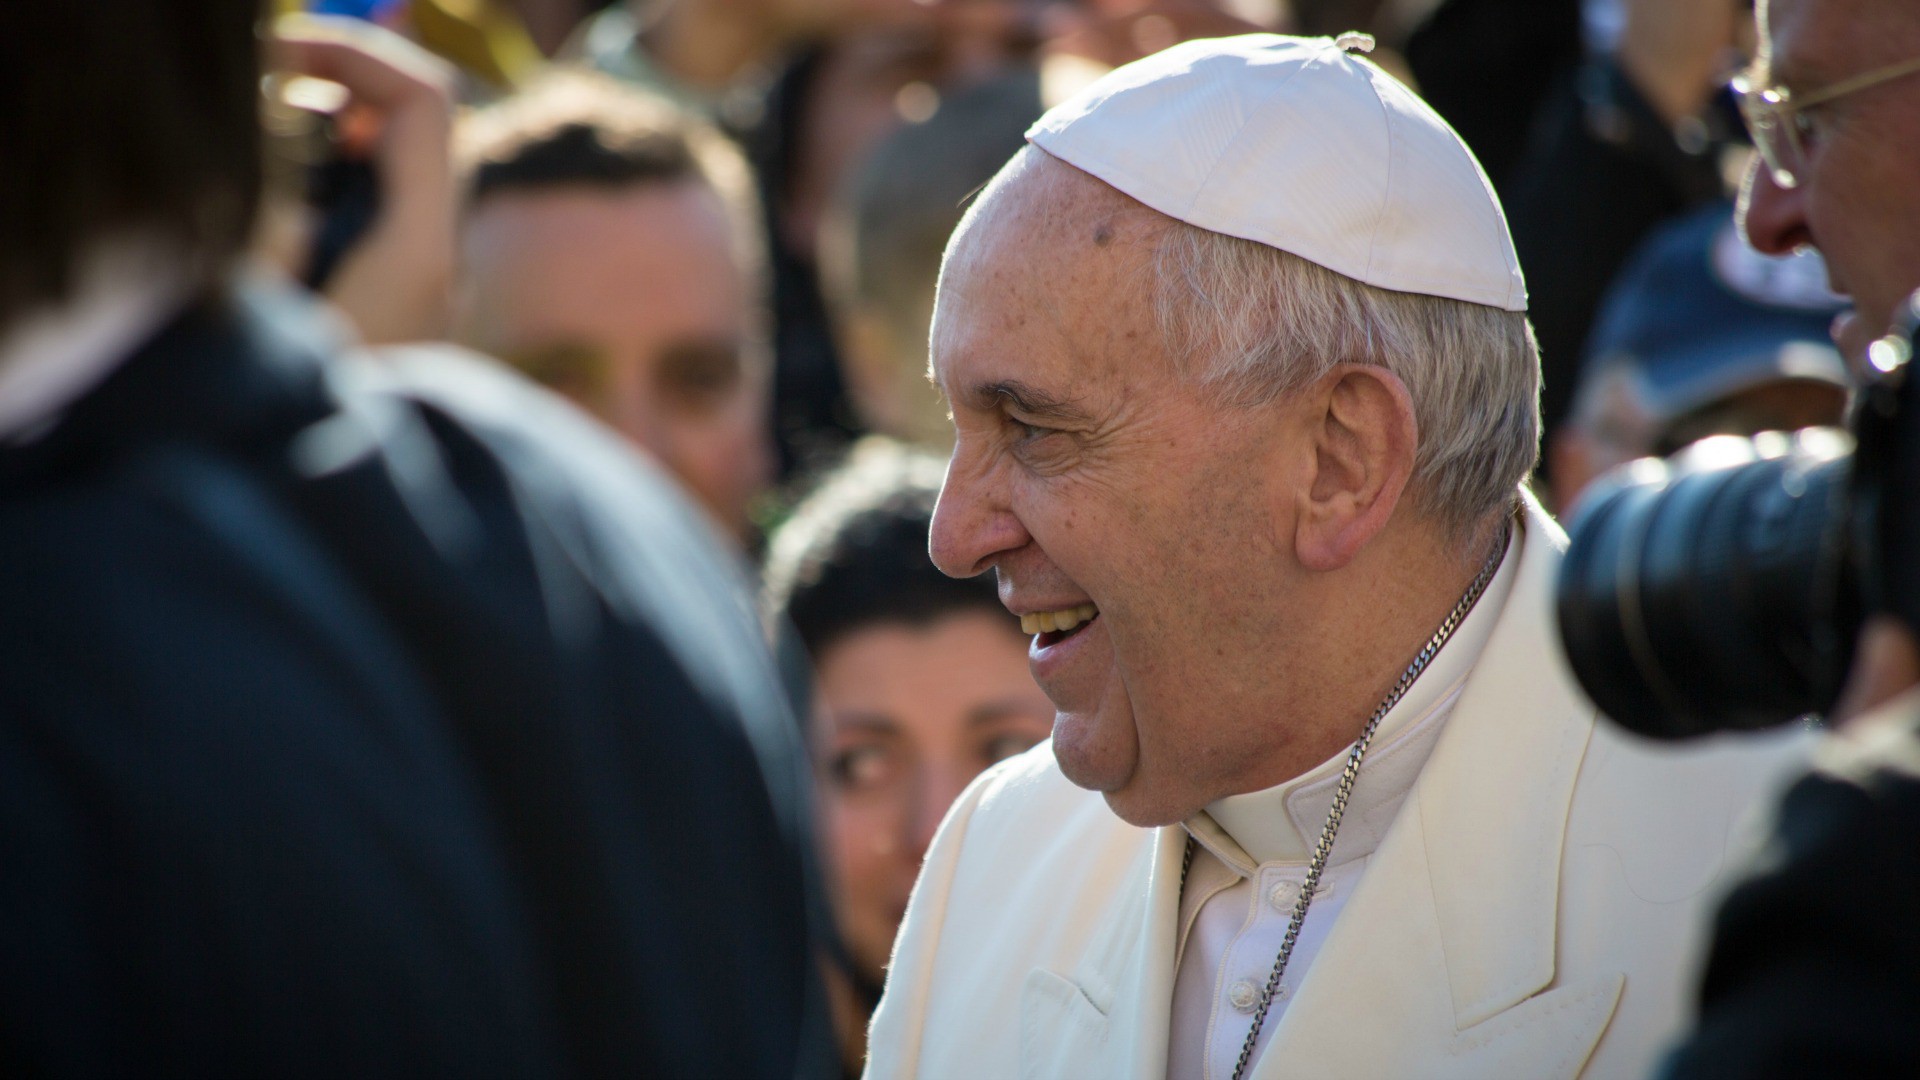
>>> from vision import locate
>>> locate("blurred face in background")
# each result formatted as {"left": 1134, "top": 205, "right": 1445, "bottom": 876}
{"left": 456, "top": 178, "right": 774, "bottom": 544}
{"left": 1742, "top": 0, "right": 1920, "bottom": 358}
{"left": 812, "top": 608, "right": 1053, "bottom": 983}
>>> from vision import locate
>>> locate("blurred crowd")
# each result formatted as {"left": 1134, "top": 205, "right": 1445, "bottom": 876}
{"left": 1, "top": 0, "right": 1887, "bottom": 1076}
{"left": 274, "top": 0, "right": 1854, "bottom": 532}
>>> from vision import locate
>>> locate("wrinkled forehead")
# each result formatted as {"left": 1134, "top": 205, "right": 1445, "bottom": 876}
{"left": 1759, "top": 0, "right": 1912, "bottom": 85}
{"left": 931, "top": 150, "right": 1170, "bottom": 372}
{"left": 946, "top": 151, "right": 1163, "bottom": 269}
{"left": 1756, "top": 0, "right": 1816, "bottom": 79}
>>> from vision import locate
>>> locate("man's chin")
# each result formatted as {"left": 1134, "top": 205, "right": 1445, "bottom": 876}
{"left": 1052, "top": 734, "right": 1129, "bottom": 793}
{"left": 1051, "top": 708, "right": 1137, "bottom": 793}
{"left": 1053, "top": 726, "right": 1201, "bottom": 828}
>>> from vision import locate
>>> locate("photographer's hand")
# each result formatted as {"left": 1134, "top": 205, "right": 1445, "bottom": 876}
{"left": 1834, "top": 617, "right": 1920, "bottom": 724}
{"left": 275, "top": 14, "right": 457, "bottom": 346}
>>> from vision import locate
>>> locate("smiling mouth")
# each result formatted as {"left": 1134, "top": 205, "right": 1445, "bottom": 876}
{"left": 1022, "top": 603, "right": 1099, "bottom": 646}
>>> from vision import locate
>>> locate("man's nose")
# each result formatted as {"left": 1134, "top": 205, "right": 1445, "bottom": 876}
{"left": 1738, "top": 158, "right": 1814, "bottom": 257}
{"left": 928, "top": 448, "right": 1028, "bottom": 578}
{"left": 907, "top": 767, "right": 970, "bottom": 861}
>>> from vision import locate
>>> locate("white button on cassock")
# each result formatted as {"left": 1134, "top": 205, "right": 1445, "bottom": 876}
{"left": 1227, "top": 980, "right": 1259, "bottom": 1012}
{"left": 1268, "top": 880, "right": 1300, "bottom": 911}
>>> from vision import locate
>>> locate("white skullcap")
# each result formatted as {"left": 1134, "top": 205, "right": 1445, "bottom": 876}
{"left": 1026, "top": 33, "right": 1529, "bottom": 312}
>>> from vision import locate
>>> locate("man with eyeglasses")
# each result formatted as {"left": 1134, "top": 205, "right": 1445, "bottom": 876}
{"left": 1737, "top": 0, "right": 1920, "bottom": 371}
{"left": 1660, "top": 1, "right": 1920, "bottom": 1074}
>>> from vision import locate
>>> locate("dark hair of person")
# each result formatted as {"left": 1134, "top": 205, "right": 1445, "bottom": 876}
{"left": 764, "top": 438, "right": 1010, "bottom": 661}
{"left": 454, "top": 69, "right": 769, "bottom": 350}
{"left": 457, "top": 69, "right": 754, "bottom": 215}
{"left": 0, "top": 0, "right": 264, "bottom": 330}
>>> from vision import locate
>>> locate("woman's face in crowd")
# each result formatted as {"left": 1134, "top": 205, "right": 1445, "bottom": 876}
{"left": 813, "top": 609, "right": 1054, "bottom": 984}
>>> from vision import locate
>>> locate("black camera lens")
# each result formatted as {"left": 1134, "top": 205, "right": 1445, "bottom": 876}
{"left": 1556, "top": 431, "right": 1861, "bottom": 739}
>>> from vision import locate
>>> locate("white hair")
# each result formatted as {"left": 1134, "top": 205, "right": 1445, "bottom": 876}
{"left": 1151, "top": 223, "right": 1541, "bottom": 544}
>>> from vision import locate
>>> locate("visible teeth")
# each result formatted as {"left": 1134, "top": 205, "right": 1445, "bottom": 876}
{"left": 1021, "top": 603, "right": 1098, "bottom": 636}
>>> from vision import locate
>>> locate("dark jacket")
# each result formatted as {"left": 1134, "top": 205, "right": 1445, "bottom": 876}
{"left": 1664, "top": 697, "right": 1920, "bottom": 1078}
{"left": 0, "top": 282, "right": 833, "bottom": 1079}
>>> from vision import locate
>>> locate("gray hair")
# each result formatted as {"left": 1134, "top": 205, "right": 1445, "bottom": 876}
{"left": 1151, "top": 223, "right": 1541, "bottom": 544}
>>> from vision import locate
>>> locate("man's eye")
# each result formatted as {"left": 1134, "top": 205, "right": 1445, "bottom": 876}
{"left": 1009, "top": 417, "right": 1054, "bottom": 442}
{"left": 1794, "top": 108, "right": 1829, "bottom": 152}
{"left": 504, "top": 343, "right": 611, "bottom": 408}
{"left": 655, "top": 342, "right": 745, "bottom": 414}
{"left": 828, "top": 745, "right": 893, "bottom": 791}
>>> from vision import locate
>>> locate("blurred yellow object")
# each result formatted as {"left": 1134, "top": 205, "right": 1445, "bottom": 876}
{"left": 270, "top": 0, "right": 543, "bottom": 90}
{"left": 410, "top": 0, "right": 543, "bottom": 90}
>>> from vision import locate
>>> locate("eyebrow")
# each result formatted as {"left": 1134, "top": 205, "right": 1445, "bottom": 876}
{"left": 969, "top": 379, "right": 1090, "bottom": 423}
{"left": 827, "top": 713, "right": 898, "bottom": 737}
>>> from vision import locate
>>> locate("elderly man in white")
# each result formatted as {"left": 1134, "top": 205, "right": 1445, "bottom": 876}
{"left": 865, "top": 33, "right": 1809, "bottom": 1080}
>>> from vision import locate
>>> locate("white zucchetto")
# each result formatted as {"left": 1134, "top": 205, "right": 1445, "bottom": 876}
{"left": 1026, "top": 33, "right": 1529, "bottom": 312}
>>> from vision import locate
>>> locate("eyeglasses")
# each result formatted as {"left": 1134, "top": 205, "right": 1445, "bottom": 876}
{"left": 1732, "top": 54, "right": 1920, "bottom": 189}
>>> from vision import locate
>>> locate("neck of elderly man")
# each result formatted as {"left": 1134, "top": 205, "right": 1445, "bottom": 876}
{"left": 929, "top": 148, "right": 1527, "bottom": 829}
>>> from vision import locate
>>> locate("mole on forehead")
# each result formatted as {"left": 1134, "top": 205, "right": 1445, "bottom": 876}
{"left": 1077, "top": 206, "right": 1165, "bottom": 251}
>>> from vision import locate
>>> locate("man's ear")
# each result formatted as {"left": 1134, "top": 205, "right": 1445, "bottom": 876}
{"left": 1293, "top": 364, "right": 1418, "bottom": 571}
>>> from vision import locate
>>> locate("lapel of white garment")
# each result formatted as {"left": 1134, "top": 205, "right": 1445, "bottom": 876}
{"left": 1020, "top": 821, "right": 1188, "bottom": 1080}
{"left": 1252, "top": 492, "right": 1621, "bottom": 1080}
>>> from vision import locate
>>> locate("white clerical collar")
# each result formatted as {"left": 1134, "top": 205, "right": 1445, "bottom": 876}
{"left": 1185, "top": 517, "right": 1525, "bottom": 871}
{"left": 0, "top": 239, "right": 192, "bottom": 445}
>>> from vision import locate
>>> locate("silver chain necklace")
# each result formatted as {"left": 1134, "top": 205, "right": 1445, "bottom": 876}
{"left": 1190, "top": 526, "right": 1508, "bottom": 1080}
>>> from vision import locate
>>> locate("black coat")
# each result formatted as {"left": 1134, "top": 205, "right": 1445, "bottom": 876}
{"left": 0, "top": 282, "right": 834, "bottom": 1079}
{"left": 1664, "top": 700, "right": 1920, "bottom": 1078}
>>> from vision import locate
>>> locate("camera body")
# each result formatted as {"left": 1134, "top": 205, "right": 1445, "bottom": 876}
{"left": 1556, "top": 293, "right": 1920, "bottom": 739}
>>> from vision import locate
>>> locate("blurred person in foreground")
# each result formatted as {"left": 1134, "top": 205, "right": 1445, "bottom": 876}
{"left": 1548, "top": 200, "right": 1850, "bottom": 512}
{"left": 763, "top": 438, "right": 1053, "bottom": 1074}
{"left": 0, "top": 6, "right": 831, "bottom": 1076}
{"left": 866, "top": 34, "right": 1806, "bottom": 1079}
{"left": 453, "top": 70, "right": 776, "bottom": 547}
{"left": 1657, "top": 0, "right": 1920, "bottom": 1072}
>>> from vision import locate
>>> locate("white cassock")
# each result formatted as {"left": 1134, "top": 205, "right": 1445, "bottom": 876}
{"left": 865, "top": 490, "right": 1811, "bottom": 1080}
